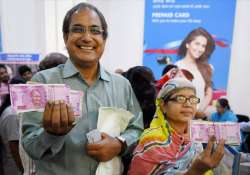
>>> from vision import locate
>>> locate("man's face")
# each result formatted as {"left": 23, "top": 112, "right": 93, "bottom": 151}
{"left": 0, "top": 67, "right": 9, "bottom": 83}
{"left": 216, "top": 102, "right": 225, "bottom": 115}
{"left": 22, "top": 71, "right": 32, "bottom": 81}
{"left": 63, "top": 8, "right": 106, "bottom": 68}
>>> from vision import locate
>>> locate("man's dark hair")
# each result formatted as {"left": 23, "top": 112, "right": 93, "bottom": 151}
{"left": 0, "top": 64, "right": 7, "bottom": 70}
{"left": 162, "top": 64, "right": 178, "bottom": 76}
{"left": 218, "top": 98, "right": 231, "bottom": 110}
{"left": 18, "top": 65, "right": 32, "bottom": 76}
{"left": 62, "top": 2, "right": 108, "bottom": 40}
{"left": 122, "top": 66, "right": 156, "bottom": 129}
{"left": 39, "top": 52, "right": 68, "bottom": 71}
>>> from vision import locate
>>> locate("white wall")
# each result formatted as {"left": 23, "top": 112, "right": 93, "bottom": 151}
{"left": 0, "top": 0, "right": 46, "bottom": 54}
{"left": 43, "top": 0, "right": 88, "bottom": 56}
{"left": 1, "top": 0, "right": 250, "bottom": 116}
{"left": 88, "top": 0, "right": 145, "bottom": 71}
{"left": 227, "top": 0, "right": 250, "bottom": 116}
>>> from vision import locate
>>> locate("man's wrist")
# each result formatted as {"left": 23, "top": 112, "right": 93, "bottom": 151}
{"left": 115, "top": 136, "right": 127, "bottom": 155}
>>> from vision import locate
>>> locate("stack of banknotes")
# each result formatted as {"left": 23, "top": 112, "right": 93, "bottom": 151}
{"left": 190, "top": 120, "right": 241, "bottom": 145}
{"left": 9, "top": 84, "right": 83, "bottom": 117}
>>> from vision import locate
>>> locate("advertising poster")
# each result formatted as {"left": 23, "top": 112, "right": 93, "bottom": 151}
{"left": 143, "top": 0, "right": 236, "bottom": 94}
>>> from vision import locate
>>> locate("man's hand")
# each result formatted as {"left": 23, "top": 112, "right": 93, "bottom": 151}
{"left": 43, "top": 100, "right": 75, "bottom": 135}
{"left": 86, "top": 132, "right": 122, "bottom": 162}
{"left": 186, "top": 136, "right": 225, "bottom": 174}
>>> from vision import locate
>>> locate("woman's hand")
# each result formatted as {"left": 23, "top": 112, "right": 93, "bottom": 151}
{"left": 185, "top": 136, "right": 225, "bottom": 174}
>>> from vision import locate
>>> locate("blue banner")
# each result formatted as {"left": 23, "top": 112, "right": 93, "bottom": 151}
{"left": 0, "top": 53, "right": 40, "bottom": 64}
{"left": 143, "top": 0, "right": 236, "bottom": 92}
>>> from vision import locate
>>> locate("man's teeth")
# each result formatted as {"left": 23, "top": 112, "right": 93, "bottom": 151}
{"left": 80, "top": 46, "right": 93, "bottom": 50}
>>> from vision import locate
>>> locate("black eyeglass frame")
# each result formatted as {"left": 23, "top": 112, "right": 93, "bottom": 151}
{"left": 69, "top": 25, "right": 104, "bottom": 35}
{"left": 163, "top": 95, "right": 200, "bottom": 105}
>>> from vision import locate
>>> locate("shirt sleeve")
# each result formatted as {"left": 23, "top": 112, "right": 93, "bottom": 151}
{"left": 5, "top": 114, "right": 19, "bottom": 141}
{"left": 210, "top": 113, "right": 216, "bottom": 121}
{"left": 240, "top": 122, "right": 250, "bottom": 132}
{"left": 120, "top": 83, "right": 144, "bottom": 154}
{"left": 21, "top": 73, "right": 66, "bottom": 160}
{"left": 229, "top": 112, "right": 238, "bottom": 122}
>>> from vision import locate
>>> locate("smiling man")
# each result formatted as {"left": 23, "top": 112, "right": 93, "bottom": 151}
{"left": 21, "top": 3, "right": 143, "bottom": 175}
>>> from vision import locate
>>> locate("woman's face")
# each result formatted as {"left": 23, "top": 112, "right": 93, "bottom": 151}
{"left": 216, "top": 102, "right": 226, "bottom": 115}
{"left": 186, "top": 35, "right": 207, "bottom": 60}
{"left": 161, "top": 88, "right": 197, "bottom": 125}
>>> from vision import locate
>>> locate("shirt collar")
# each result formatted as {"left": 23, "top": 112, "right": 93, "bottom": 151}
{"left": 99, "top": 65, "right": 110, "bottom": 82}
{"left": 62, "top": 59, "right": 79, "bottom": 78}
{"left": 63, "top": 59, "right": 110, "bottom": 82}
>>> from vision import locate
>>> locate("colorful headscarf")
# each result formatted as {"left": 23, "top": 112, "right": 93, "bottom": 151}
{"left": 155, "top": 67, "right": 194, "bottom": 93}
{"left": 128, "top": 78, "right": 213, "bottom": 175}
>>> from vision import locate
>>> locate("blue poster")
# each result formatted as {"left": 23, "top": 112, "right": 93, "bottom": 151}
{"left": 0, "top": 53, "right": 40, "bottom": 64}
{"left": 143, "top": 0, "right": 236, "bottom": 93}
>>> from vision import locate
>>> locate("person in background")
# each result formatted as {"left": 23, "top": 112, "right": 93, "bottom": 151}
{"left": 0, "top": 78, "right": 24, "bottom": 175}
{"left": 210, "top": 98, "right": 238, "bottom": 122}
{"left": 114, "top": 68, "right": 125, "bottom": 74}
{"left": 161, "top": 64, "right": 178, "bottom": 76}
{"left": 128, "top": 78, "right": 225, "bottom": 175}
{"left": 240, "top": 121, "right": 250, "bottom": 133}
{"left": 121, "top": 66, "right": 156, "bottom": 174}
{"left": 39, "top": 52, "right": 68, "bottom": 71}
{"left": 0, "top": 136, "right": 4, "bottom": 175}
{"left": 122, "top": 66, "right": 156, "bottom": 129}
{"left": 0, "top": 64, "right": 10, "bottom": 106}
{"left": 7, "top": 77, "right": 36, "bottom": 175}
{"left": 18, "top": 65, "right": 33, "bottom": 82}
{"left": 21, "top": 2, "right": 143, "bottom": 175}
{"left": 240, "top": 121, "right": 250, "bottom": 154}
{"left": 176, "top": 27, "right": 215, "bottom": 119}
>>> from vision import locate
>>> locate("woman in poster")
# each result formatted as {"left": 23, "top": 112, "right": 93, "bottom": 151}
{"left": 176, "top": 27, "right": 215, "bottom": 119}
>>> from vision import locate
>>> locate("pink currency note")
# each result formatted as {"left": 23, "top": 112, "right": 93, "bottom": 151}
{"left": 217, "top": 123, "right": 241, "bottom": 145}
{"left": 10, "top": 84, "right": 47, "bottom": 112}
{"left": 190, "top": 120, "right": 241, "bottom": 145}
{"left": 46, "top": 84, "right": 70, "bottom": 103}
{"left": 10, "top": 84, "right": 70, "bottom": 113}
{"left": 69, "top": 90, "right": 83, "bottom": 117}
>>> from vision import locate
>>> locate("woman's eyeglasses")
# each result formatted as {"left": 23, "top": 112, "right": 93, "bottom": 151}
{"left": 165, "top": 95, "right": 200, "bottom": 105}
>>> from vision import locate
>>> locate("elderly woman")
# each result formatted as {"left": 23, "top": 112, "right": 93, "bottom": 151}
{"left": 128, "top": 78, "right": 225, "bottom": 175}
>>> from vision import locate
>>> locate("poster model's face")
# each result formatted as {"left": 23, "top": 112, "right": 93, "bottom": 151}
{"left": 186, "top": 35, "right": 207, "bottom": 60}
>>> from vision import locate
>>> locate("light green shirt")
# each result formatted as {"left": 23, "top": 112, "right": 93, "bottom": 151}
{"left": 22, "top": 59, "right": 143, "bottom": 175}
